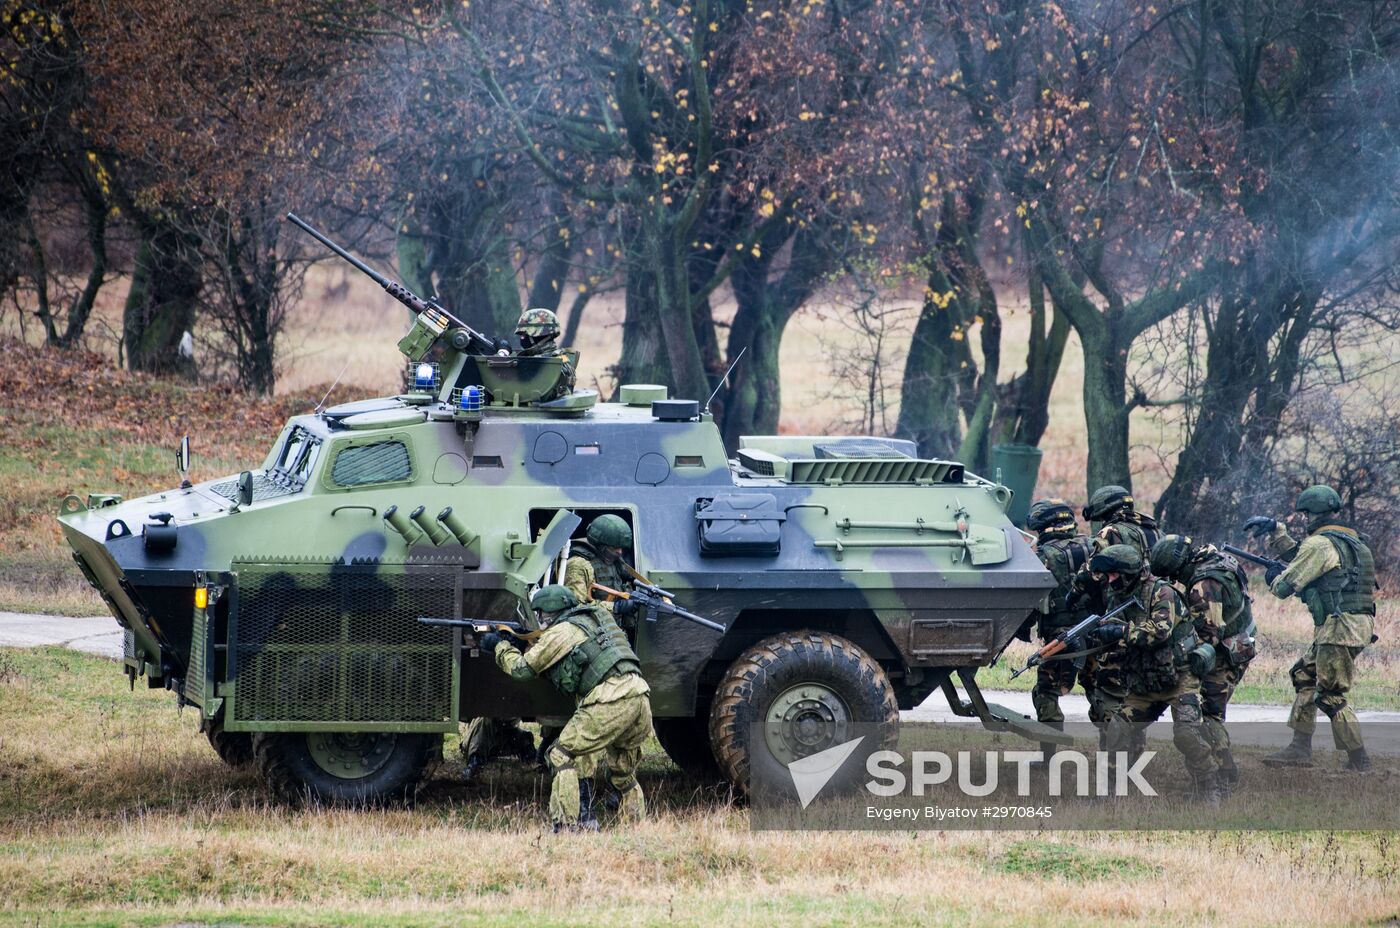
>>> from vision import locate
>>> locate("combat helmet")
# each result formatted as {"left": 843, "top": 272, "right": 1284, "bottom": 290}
{"left": 516, "top": 307, "right": 560, "bottom": 348}
{"left": 531, "top": 584, "right": 579, "bottom": 615}
{"left": 1089, "top": 543, "right": 1143, "bottom": 576}
{"left": 1083, "top": 485, "right": 1134, "bottom": 522}
{"left": 1149, "top": 534, "right": 1195, "bottom": 580}
{"left": 1026, "top": 498, "right": 1077, "bottom": 535}
{"left": 1294, "top": 485, "right": 1342, "bottom": 515}
{"left": 586, "top": 513, "right": 633, "bottom": 549}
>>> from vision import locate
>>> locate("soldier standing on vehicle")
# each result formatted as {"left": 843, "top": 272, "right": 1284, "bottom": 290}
{"left": 1149, "top": 535, "right": 1257, "bottom": 792}
{"left": 564, "top": 514, "right": 641, "bottom": 629}
{"left": 513, "top": 308, "right": 576, "bottom": 401}
{"left": 1246, "top": 486, "right": 1377, "bottom": 772}
{"left": 1025, "top": 499, "right": 1096, "bottom": 759}
{"left": 1085, "top": 545, "right": 1220, "bottom": 802}
{"left": 1071, "top": 486, "right": 1165, "bottom": 742}
{"left": 480, "top": 585, "right": 653, "bottom": 832}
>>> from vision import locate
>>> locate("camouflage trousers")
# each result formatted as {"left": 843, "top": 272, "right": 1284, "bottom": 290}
{"left": 461, "top": 717, "right": 535, "bottom": 760}
{"left": 1083, "top": 655, "right": 1129, "bottom": 741}
{"left": 1286, "top": 643, "right": 1366, "bottom": 752}
{"left": 546, "top": 691, "right": 653, "bottom": 826}
{"left": 1106, "top": 674, "right": 1217, "bottom": 783}
{"left": 1200, "top": 659, "right": 1250, "bottom": 773}
{"left": 1032, "top": 656, "right": 1091, "bottom": 725}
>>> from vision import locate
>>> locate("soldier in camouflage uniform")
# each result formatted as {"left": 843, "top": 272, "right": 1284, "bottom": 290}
{"left": 1087, "top": 545, "right": 1220, "bottom": 802}
{"left": 514, "top": 308, "right": 575, "bottom": 400}
{"left": 1025, "top": 499, "right": 1095, "bottom": 758}
{"left": 1071, "top": 486, "right": 1163, "bottom": 740}
{"left": 563, "top": 513, "right": 641, "bottom": 629}
{"left": 1149, "top": 535, "right": 1257, "bottom": 791}
{"left": 481, "top": 585, "right": 653, "bottom": 831}
{"left": 1247, "top": 486, "right": 1377, "bottom": 772}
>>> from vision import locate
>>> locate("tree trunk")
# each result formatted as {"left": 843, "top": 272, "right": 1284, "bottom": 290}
{"left": 526, "top": 197, "right": 573, "bottom": 313}
{"left": 615, "top": 256, "right": 670, "bottom": 389}
{"left": 123, "top": 225, "right": 200, "bottom": 379}
{"left": 894, "top": 267, "right": 976, "bottom": 458}
{"left": 58, "top": 189, "right": 109, "bottom": 348}
{"left": 1079, "top": 323, "right": 1132, "bottom": 493}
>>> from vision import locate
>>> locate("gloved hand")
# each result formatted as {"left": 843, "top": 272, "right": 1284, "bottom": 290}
{"left": 613, "top": 597, "right": 639, "bottom": 619}
{"left": 1092, "top": 624, "right": 1126, "bottom": 646}
{"left": 1265, "top": 563, "right": 1284, "bottom": 585}
{"left": 478, "top": 632, "right": 503, "bottom": 654}
{"left": 1243, "top": 516, "right": 1277, "bottom": 538}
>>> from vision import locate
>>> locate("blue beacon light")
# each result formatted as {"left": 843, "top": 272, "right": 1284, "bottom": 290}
{"left": 414, "top": 363, "right": 435, "bottom": 389}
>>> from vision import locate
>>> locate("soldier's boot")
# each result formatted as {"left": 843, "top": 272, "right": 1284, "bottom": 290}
{"left": 1193, "top": 772, "right": 1223, "bottom": 808}
{"left": 1345, "top": 747, "right": 1373, "bottom": 773}
{"left": 1262, "top": 730, "right": 1314, "bottom": 767}
{"left": 510, "top": 729, "right": 537, "bottom": 764}
{"left": 462, "top": 752, "right": 487, "bottom": 783}
{"left": 1030, "top": 722, "right": 1065, "bottom": 769}
{"left": 577, "top": 779, "right": 601, "bottom": 831}
{"left": 1217, "top": 751, "right": 1240, "bottom": 795}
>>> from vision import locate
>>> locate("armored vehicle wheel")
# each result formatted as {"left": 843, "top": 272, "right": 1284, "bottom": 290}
{"left": 253, "top": 731, "right": 442, "bottom": 805}
{"left": 654, "top": 715, "right": 723, "bottom": 782}
{"left": 709, "top": 631, "right": 898, "bottom": 798}
{"left": 205, "top": 720, "right": 254, "bottom": 767}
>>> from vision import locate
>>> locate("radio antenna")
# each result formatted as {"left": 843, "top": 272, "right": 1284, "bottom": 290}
{"left": 703, "top": 346, "right": 747, "bottom": 416}
{"left": 314, "top": 360, "right": 351, "bottom": 415}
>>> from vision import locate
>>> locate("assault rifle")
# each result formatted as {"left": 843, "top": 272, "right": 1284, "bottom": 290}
{"left": 417, "top": 616, "right": 542, "bottom": 643}
{"left": 592, "top": 579, "right": 727, "bottom": 633}
{"left": 1221, "top": 543, "right": 1288, "bottom": 579}
{"left": 1009, "top": 596, "right": 1141, "bottom": 680}
{"left": 285, "top": 212, "right": 499, "bottom": 356}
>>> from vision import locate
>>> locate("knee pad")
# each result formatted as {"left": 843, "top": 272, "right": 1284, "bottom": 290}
{"left": 1288, "top": 658, "right": 1313, "bottom": 691}
{"left": 1313, "top": 690, "right": 1348, "bottom": 719}
{"left": 1175, "top": 693, "right": 1203, "bottom": 725}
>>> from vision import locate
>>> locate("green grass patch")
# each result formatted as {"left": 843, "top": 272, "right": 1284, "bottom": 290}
{"left": 993, "top": 840, "right": 1153, "bottom": 882}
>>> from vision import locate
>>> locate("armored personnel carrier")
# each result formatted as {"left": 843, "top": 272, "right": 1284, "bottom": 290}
{"left": 56, "top": 220, "right": 1059, "bottom": 804}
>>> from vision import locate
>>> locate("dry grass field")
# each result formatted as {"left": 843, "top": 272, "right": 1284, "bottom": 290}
{"left": 1, "top": 646, "right": 1399, "bottom": 928}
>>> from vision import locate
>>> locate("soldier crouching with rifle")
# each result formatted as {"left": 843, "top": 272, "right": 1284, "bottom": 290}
{"left": 1091, "top": 545, "right": 1223, "bottom": 803}
{"left": 1150, "top": 535, "right": 1257, "bottom": 794}
{"left": 478, "top": 585, "right": 653, "bottom": 832}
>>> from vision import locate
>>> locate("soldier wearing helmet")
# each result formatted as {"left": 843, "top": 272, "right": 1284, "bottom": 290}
{"left": 1245, "top": 485, "right": 1377, "bottom": 772}
{"left": 1070, "top": 485, "right": 1165, "bottom": 743}
{"left": 479, "top": 584, "right": 653, "bottom": 831}
{"left": 1024, "top": 499, "right": 1096, "bottom": 758}
{"left": 1083, "top": 544, "right": 1220, "bottom": 803}
{"left": 1150, "top": 534, "right": 1257, "bottom": 792}
{"left": 513, "top": 307, "right": 576, "bottom": 400}
{"left": 564, "top": 513, "right": 641, "bottom": 629}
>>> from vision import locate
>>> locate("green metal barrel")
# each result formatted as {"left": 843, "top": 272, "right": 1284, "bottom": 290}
{"left": 990, "top": 442, "right": 1043, "bottom": 528}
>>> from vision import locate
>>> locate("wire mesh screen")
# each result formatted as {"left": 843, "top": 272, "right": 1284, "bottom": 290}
{"left": 229, "top": 560, "right": 455, "bottom": 725}
{"left": 209, "top": 473, "right": 302, "bottom": 502}
{"left": 329, "top": 441, "right": 412, "bottom": 487}
{"left": 184, "top": 606, "right": 208, "bottom": 707}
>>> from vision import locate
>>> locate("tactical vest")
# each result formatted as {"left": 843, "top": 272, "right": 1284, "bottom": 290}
{"left": 1189, "top": 553, "right": 1253, "bottom": 638}
{"left": 1126, "top": 579, "right": 1198, "bottom": 692}
{"left": 1037, "top": 534, "right": 1094, "bottom": 631}
{"left": 1300, "top": 527, "right": 1377, "bottom": 623}
{"left": 1102, "top": 514, "right": 1160, "bottom": 562}
{"left": 545, "top": 605, "right": 641, "bottom": 698}
{"left": 573, "top": 539, "right": 628, "bottom": 595}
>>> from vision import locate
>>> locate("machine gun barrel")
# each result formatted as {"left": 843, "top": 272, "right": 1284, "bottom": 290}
{"left": 1221, "top": 543, "right": 1288, "bottom": 575}
{"left": 593, "top": 582, "right": 727, "bottom": 634}
{"left": 417, "top": 616, "right": 541, "bottom": 643}
{"left": 1009, "top": 596, "right": 1140, "bottom": 680}
{"left": 285, "top": 212, "right": 497, "bottom": 355}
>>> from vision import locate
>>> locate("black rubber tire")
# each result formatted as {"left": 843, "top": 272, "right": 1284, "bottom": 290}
{"left": 253, "top": 731, "right": 442, "bottom": 806}
{"left": 654, "top": 715, "right": 724, "bottom": 782}
{"left": 205, "top": 720, "right": 255, "bottom": 767}
{"left": 709, "top": 631, "right": 899, "bottom": 798}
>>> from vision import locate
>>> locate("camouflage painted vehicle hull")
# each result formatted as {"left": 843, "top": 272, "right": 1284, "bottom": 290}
{"left": 59, "top": 380, "right": 1056, "bottom": 801}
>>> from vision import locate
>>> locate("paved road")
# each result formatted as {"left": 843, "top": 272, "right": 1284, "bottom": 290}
{"left": 4, "top": 612, "right": 1397, "bottom": 752}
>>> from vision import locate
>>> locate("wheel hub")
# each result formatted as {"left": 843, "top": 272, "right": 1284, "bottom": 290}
{"left": 306, "top": 732, "right": 396, "bottom": 780}
{"left": 764, "top": 683, "right": 851, "bottom": 766}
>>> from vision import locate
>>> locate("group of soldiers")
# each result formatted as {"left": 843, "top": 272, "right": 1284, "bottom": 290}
{"left": 1026, "top": 483, "right": 1378, "bottom": 803}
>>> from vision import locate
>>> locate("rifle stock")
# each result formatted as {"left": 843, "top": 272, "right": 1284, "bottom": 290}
{"left": 417, "top": 616, "right": 542, "bottom": 643}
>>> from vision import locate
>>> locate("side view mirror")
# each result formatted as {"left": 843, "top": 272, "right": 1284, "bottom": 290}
{"left": 176, "top": 435, "right": 191, "bottom": 488}
{"left": 236, "top": 471, "right": 255, "bottom": 508}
